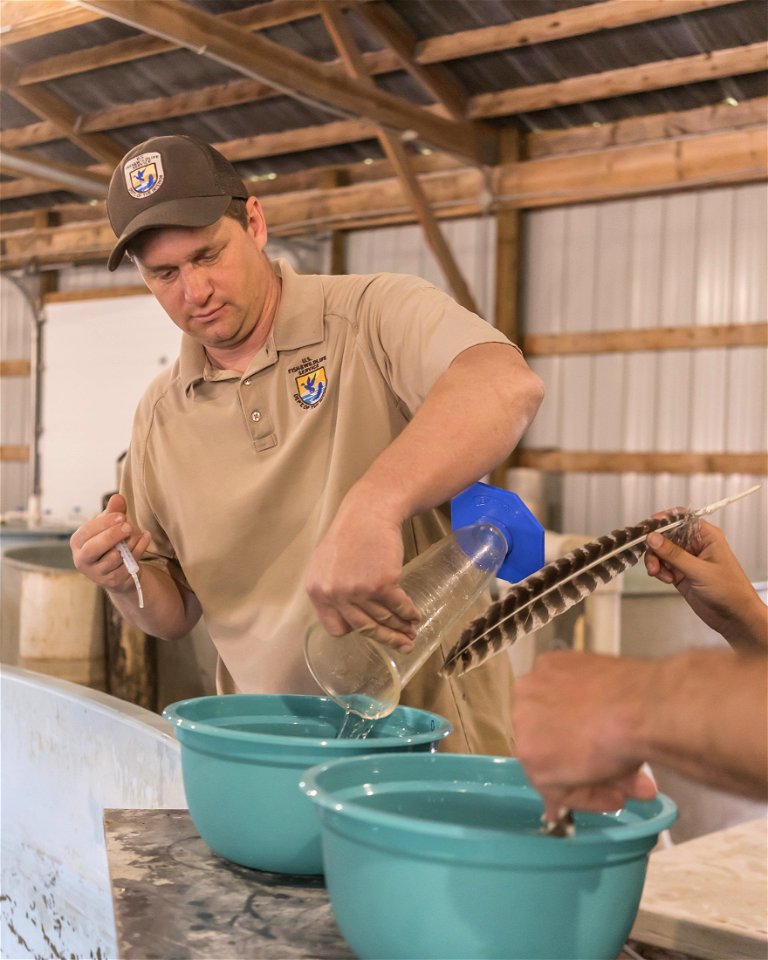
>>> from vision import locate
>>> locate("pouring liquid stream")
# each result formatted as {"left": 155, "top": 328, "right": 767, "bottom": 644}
{"left": 336, "top": 709, "right": 376, "bottom": 740}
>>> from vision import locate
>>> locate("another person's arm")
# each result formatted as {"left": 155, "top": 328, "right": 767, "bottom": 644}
{"left": 70, "top": 493, "right": 202, "bottom": 640}
{"left": 644, "top": 519, "right": 767, "bottom": 651}
{"left": 513, "top": 647, "right": 768, "bottom": 820}
{"left": 304, "top": 341, "right": 544, "bottom": 649}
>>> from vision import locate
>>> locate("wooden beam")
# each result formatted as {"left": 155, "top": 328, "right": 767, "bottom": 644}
{"left": 12, "top": 0, "right": 742, "bottom": 85}
{"left": 2, "top": 128, "right": 764, "bottom": 269}
{"left": 11, "top": 1, "right": 326, "bottom": 85}
{"left": 5, "top": 41, "right": 764, "bottom": 155}
{"left": 523, "top": 322, "right": 768, "bottom": 355}
{"left": 490, "top": 128, "right": 524, "bottom": 490}
{"left": 517, "top": 450, "right": 768, "bottom": 475}
{"left": 418, "top": 0, "right": 744, "bottom": 63}
{"left": 0, "top": 1, "right": 102, "bottom": 46}
{"left": 4, "top": 84, "right": 125, "bottom": 166}
{"left": 319, "top": 0, "right": 479, "bottom": 312}
{"left": 43, "top": 286, "right": 149, "bottom": 303}
{"left": 75, "top": 0, "right": 498, "bottom": 167}
{"left": 528, "top": 97, "right": 768, "bottom": 159}
{"left": 0, "top": 360, "right": 32, "bottom": 377}
{"left": 471, "top": 42, "right": 768, "bottom": 118}
{"left": 490, "top": 127, "right": 768, "bottom": 209}
{"left": 0, "top": 445, "right": 30, "bottom": 462}
{"left": 352, "top": 1, "right": 468, "bottom": 121}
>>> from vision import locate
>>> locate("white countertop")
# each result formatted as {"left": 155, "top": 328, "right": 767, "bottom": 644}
{"left": 631, "top": 817, "right": 768, "bottom": 960}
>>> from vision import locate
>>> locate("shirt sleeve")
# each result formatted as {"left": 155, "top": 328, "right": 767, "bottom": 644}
{"left": 356, "top": 273, "right": 519, "bottom": 417}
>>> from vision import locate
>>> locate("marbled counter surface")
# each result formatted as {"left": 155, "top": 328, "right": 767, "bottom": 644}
{"left": 106, "top": 809, "right": 757, "bottom": 960}
{"left": 104, "top": 809, "right": 354, "bottom": 959}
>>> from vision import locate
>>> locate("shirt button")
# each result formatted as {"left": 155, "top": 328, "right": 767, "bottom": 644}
{"left": 243, "top": 378, "right": 252, "bottom": 385}
{"left": 251, "top": 410, "right": 261, "bottom": 422}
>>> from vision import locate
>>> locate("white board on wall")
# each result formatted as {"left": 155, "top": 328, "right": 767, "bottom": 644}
{"left": 40, "top": 295, "right": 181, "bottom": 522}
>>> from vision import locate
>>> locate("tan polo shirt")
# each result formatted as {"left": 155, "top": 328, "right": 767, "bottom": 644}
{"left": 121, "top": 260, "right": 519, "bottom": 754}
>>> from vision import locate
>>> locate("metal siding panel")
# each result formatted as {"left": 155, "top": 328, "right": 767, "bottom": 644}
{"left": 628, "top": 197, "right": 664, "bottom": 331}
{"left": 725, "top": 347, "right": 767, "bottom": 451}
{"left": 523, "top": 208, "right": 568, "bottom": 334}
{"left": 658, "top": 193, "right": 698, "bottom": 329}
{"left": 623, "top": 352, "right": 657, "bottom": 450}
{"left": 690, "top": 348, "right": 728, "bottom": 452}
{"left": 732, "top": 184, "right": 768, "bottom": 325}
{"left": 695, "top": 187, "right": 735, "bottom": 327}
{"left": 564, "top": 205, "right": 599, "bottom": 332}
{"left": 524, "top": 356, "right": 560, "bottom": 448}
{"left": 560, "top": 356, "right": 592, "bottom": 449}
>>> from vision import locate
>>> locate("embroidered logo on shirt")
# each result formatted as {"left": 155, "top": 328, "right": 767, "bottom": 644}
{"left": 290, "top": 356, "right": 327, "bottom": 409}
{"left": 124, "top": 152, "right": 164, "bottom": 199}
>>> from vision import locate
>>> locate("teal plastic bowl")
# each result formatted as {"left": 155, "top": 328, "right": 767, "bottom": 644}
{"left": 301, "top": 753, "right": 677, "bottom": 959}
{"left": 162, "top": 694, "right": 452, "bottom": 875}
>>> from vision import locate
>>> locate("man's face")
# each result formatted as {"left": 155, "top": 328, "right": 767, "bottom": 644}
{"left": 133, "top": 198, "right": 277, "bottom": 351}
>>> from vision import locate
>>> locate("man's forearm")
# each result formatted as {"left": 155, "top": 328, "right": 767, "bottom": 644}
{"left": 639, "top": 649, "right": 768, "bottom": 800}
{"left": 107, "top": 563, "right": 202, "bottom": 641}
{"left": 347, "top": 343, "right": 544, "bottom": 523}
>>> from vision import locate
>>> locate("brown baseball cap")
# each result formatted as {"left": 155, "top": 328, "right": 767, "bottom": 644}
{"left": 106, "top": 135, "right": 249, "bottom": 271}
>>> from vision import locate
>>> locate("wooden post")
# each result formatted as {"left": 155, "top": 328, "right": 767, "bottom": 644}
{"left": 490, "top": 127, "right": 523, "bottom": 490}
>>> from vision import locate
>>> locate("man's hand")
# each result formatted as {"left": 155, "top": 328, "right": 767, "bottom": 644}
{"left": 513, "top": 650, "right": 658, "bottom": 815}
{"left": 304, "top": 497, "right": 420, "bottom": 651}
{"left": 70, "top": 493, "right": 151, "bottom": 598}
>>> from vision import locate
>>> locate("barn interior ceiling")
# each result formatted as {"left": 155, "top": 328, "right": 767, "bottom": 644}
{"left": 0, "top": 0, "right": 766, "bottom": 274}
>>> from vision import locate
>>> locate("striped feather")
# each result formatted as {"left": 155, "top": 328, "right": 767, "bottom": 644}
{"left": 440, "top": 486, "right": 760, "bottom": 679}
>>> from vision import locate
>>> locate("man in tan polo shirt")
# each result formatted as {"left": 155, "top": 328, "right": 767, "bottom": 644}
{"left": 70, "top": 135, "right": 544, "bottom": 755}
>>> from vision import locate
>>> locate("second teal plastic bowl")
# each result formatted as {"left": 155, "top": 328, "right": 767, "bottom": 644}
{"left": 162, "top": 694, "right": 452, "bottom": 875}
{"left": 301, "top": 753, "right": 678, "bottom": 959}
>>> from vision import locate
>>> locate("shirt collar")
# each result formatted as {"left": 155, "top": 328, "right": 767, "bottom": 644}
{"left": 180, "top": 258, "right": 325, "bottom": 395}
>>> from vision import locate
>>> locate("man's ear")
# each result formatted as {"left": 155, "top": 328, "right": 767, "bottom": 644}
{"left": 245, "top": 196, "right": 268, "bottom": 250}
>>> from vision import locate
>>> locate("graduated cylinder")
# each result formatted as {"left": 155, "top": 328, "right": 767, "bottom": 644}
{"left": 305, "top": 482, "right": 544, "bottom": 720}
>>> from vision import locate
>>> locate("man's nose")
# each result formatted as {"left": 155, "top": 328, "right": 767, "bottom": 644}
{"left": 181, "top": 265, "right": 213, "bottom": 304}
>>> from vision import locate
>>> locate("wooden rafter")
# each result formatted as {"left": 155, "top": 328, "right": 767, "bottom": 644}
{"left": 471, "top": 42, "right": 768, "bottom": 117}
{"left": 9, "top": 0, "right": 743, "bottom": 86}
{"left": 319, "top": 1, "right": 478, "bottom": 312}
{"left": 2, "top": 126, "right": 763, "bottom": 271}
{"left": 352, "top": 2, "right": 468, "bottom": 121}
{"left": 74, "top": 0, "right": 499, "bottom": 167}
{"left": 0, "top": 1, "right": 102, "bottom": 46}
{"left": 3, "top": 84, "right": 125, "bottom": 168}
{"left": 3, "top": 39, "right": 764, "bottom": 161}
{"left": 417, "top": 0, "right": 744, "bottom": 63}
{"left": 523, "top": 322, "right": 768, "bottom": 356}
{"left": 516, "top": 451, "right": 768, "bottom": 475}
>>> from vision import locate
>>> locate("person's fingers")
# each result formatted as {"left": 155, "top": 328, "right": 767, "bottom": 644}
{"left": 105, "top": 493, "right": 127, "bottom": 515}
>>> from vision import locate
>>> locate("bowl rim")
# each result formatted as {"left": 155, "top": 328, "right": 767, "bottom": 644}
{"left": 162, "top": 693, "right": 453, "bottom": 749}
{"left": 300, "top": 753, "right": 678, "bottom": 845}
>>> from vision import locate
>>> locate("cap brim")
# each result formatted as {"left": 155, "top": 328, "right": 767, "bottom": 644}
{"left": 107, "top": 195, "right": 233, "bottom": 271}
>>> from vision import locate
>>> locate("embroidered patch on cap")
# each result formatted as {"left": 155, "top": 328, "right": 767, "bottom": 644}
{"left": 124, "top": 152, "right": 164, "bottom": 199}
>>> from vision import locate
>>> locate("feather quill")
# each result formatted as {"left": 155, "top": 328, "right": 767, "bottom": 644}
{"left": 441, "top": 485, "right": 761, "bottom": 679}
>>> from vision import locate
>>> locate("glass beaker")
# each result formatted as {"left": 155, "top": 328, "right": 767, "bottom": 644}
{"left": 305, "top": 520, "right": 510, "bottom": 719}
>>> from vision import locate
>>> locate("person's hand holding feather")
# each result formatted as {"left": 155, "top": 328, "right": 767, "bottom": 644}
{"left": 645, "top": 517, "right": 768, "bottom": 652}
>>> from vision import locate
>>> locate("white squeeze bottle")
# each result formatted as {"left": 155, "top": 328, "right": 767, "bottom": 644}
{"left": 304, "top": 482, "right": 544, "bottom": 720}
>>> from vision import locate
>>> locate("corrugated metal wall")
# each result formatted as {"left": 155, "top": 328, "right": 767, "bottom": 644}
{"left": 346, "top": 217, "right": 498, "bottom": 320}
{"left": 346, "top": 185, "right": 767, "bottom": 579}
{"left": 523, "top": 184, "right": 767, "bottom": 580}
